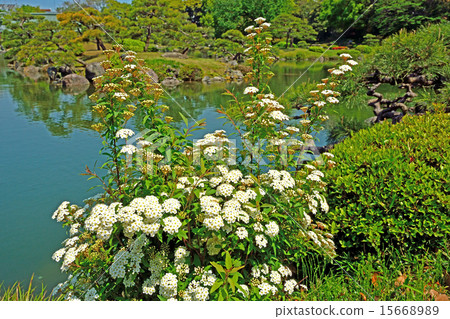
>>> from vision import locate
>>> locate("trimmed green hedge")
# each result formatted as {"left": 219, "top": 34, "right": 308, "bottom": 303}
{"left": 320, "top": 112, "right": 450, "bottom": 257}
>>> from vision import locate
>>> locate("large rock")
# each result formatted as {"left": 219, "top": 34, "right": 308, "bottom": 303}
{"left": 22, "top": 65, "right": 47, "bottom": 81}
{"left": 161, "top": 77, "right": 182, "bottom": 87}
{"left": 85, "top": 62, "right": 105, "bottom": 82}
{"left": 61, "top": 74, "right": 90, "bottom": 94}
{"left": 161, "top": 52, "right": 188, "bottom": 59}
{"left": 144, "top": 68, "right": 159, "bottom": 83}
{"left": 225, "top": 69, "right": 244, "bottom": 81}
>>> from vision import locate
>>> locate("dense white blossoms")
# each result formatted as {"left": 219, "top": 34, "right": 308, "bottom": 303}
{"left": 116, "top": 128, "right": 135, "bottom": 139}
{"left": 120, "top": 144, "right": 138, "bottom": 155}
{"left": 255, "top": 17, "right": 266, "bottom": 24}
{"left": 52, "top": 201, "right": 70, "bottom": 222}
{"left": 235, "top": 227, "right": 248, "bottom": 239}
{"left": 327, "top": 96, "right": 339, "bottom": 104}
{"left": 162, "top": 198, "right": 181, "bottom": 214}
{"left": 216, "top": 183, "right": 234, "bottom": 197}
{"left": 265, "top": 170, "right": 295, "bottom": 192}
{"left": 264, "top": 221, "right": 279, "bottom": 238}
{"left": 113, "top": 92, "right": 129, "bottom": 101}
{"left": 160, "top": 273, "right": 178, "bottom": 299}
{"left": 162, "top": 216, "right": 182, "bottom": 235}
{"left": 340, "top": 53, "right": 352, "bottom": 59}
{"left": 255, "top": 234, "right": 268, "bottom": 249}
{"left": 269, "top": 110, "right": 290, "bottom": 122}
{"left": 244, "top": 86, "right": 259, "bottom": 95}
{"left": 258, "top": 282, "right": 277, "bottom": 296}
{"left": 331, "top": 69, "right": 344, "bottom": 76}
{"left": 270, "top": 270, "right": 282, "bottom": 285}
{"left": 339, "top": 64, "right": 352, "bottom": 72}
{"left": 244, "top": 25, "right": 254, "bottom": 33}
{"left": 347, "top": 59, "right": 358, "bottom": 66}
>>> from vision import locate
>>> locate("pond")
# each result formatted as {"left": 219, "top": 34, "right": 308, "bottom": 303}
{"left": 0, "top": 57, "right": 373, "bottom": 290}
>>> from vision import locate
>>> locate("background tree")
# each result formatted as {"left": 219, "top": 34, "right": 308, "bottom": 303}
{"left": 1, "top": 6, "right": 43, "bottom": 60}
{"left": 16, "top": 20, "right": 83, "bottom": 67}
{"left": 318, "top": 0, "right": 373, "bottom": 35}
{"left": 57, "top": 8, "right": 121, "bottom": 51}
{"left": 370, "top": 0, "right": 449, "bottom": 37}
{"left": 214, "top": 29, "right": 246, "bottom": 60}
{"left": 272, "top": 13, "right": 317, "bottom": 48}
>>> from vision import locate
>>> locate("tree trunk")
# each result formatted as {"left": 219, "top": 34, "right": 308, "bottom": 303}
{"left": 96, "top": 37, "right": 106, "bottom": 51}
{"left": 285, "top": 31, "right": 291, "bottom": 49}
{"left": 144, "top": 27, "right": 152, "bottom": 52}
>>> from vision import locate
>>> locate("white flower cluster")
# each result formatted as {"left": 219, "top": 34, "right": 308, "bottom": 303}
{"left": 85, "top": 203, "right": 120, "bottom": 240}
{"left": 243, "top": 86, "right": 259, "bottom": 95}
{"left": 116, "top": 128, "right": 135, "bottom": 139}
{"left": 265, "top": 170, "right": 296, "bottom": 192}
{"left": 250, "top": 263, "right": 302, "bottom": 297}
{"left": 113, "top": 92, "right": 129, "bottom": 101}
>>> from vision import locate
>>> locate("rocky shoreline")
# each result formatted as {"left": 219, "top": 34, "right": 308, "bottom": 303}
{"left": 8, "top": 55, "right": 247, "bottom": 94}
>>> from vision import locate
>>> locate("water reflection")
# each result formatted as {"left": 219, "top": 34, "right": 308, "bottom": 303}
{"left": 1, "top": 60, "right": 340, "bottom": 138}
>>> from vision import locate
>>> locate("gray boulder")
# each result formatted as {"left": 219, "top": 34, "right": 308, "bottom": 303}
{"left": 144, "top": 68, "right": 159, "bottom": 83}
{"left": 161, "top": 77, "right": 182, "bottom": 86}
{"left": 209, "top": 76, "right": 225, "bottom": 82}
{"left": 61, "top": 74, "right": 90, "bottom": 94}
{"left": 85, "top": 62, "right": 105, "bottom": 82}
{"left": 23, "top": 66, "right": 47, "bottom": 81}
{"left": 161, "top": 52, "right": 188, "bottom": 59}
{"left": 225, "top": 69, "right": 244, "bottom": 81}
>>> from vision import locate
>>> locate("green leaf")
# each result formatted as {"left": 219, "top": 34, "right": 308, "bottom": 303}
{"left": 210, "top": 280, "right": 223, "bottom": 293}
{"left": 211, "top": 262, "right": 225, "bottom": 274}
{"left": 225, "top": 251, "right": 232, "bottom": 269}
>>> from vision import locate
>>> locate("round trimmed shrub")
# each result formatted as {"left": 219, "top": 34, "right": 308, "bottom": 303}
{"left": 355, "top": 44, "right": 372, "bottom": 53}
{"left": 320, "top": 112, "right": 450, "bottom": 257}
{"left": 308, "top": 46, "right": 325, "bottom": 53}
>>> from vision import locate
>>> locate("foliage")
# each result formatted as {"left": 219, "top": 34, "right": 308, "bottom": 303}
{"left": 308, "top": 46, "right": 324, "bottom": 53}
{"left": 57, "top": 8, "right": 121, "bottom": 51}
{"left": 179, "top": 65, "right": 203, "bottom": 81}
{"left": 302, "top": 250, "right": 450, "bottom": 301}
{"left": 271, "top": 13, "right": 317, "bottom": 48}
{"left": 365, "top": 22, "right": 450, "bottom": 81}
{"left": 1, "top": 7, "right": 44, "bottom": 60}
{"left": 318, "top": 0, "right": 449, "bottom": 38}
{"left": 50, "top": 20, "right": 340, "bottom": 301}
{"left": 122, "top": 39, "right": 146, "bottom": 53}
{"left": 321, "top": 111, "right": 450, "bottom": 257}
{"left": 362, "top": 33, "right": 380, "bottom": 46}
{"left": 206, "top": 0, "right": 293, "bottom": 37}
{"left": 213, "top": 29, "right": 246, "bottom": 60}
{"left": 370, "top": 0, "right": 449, "bottom": 37}
{"left": 354, "top": 44, "right": 371, "bottom": 54}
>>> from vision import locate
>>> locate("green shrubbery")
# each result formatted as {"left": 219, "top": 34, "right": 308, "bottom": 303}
{"left": 179, "top": 65, "right": 203, "bottom": 81}
{"left": 366, "top": 22, "right": 450, "bottom": 81}
{"left": 308, "top": 46, "right": 325, "bottom": 53}
{"left": 355, "top": 44, "right": 372, "bottom": 54}
{"left": 122, "top": 39, "right": 146, "bottom": 53}
{"left": 321, "top": 112, "right": 450, "bottom": 257}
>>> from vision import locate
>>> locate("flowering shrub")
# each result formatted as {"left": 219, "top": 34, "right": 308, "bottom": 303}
{"left": 51, "top": 18, "right": 353, "bottom": 301}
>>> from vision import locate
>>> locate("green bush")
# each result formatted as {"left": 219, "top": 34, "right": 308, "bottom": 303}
{"left": 275, "top": 41, "right": 287, "bottom": 48}
{"left": 308, "top": 46, "right": 325, "bottom": 53}
{"left": 122, "top": 39, "right": 146, "bottom": 53}
{"left": 320, "top": 112, "right": 450, "bottom": 257}
{"left": 295, "top": 41, "right": 308, "bottom": 49}
{"left": 179, "top": 64, "right": 203, "bottom": 81}
{"left": 355, "top": 45, "right": 372, "bottom": 54}
{"left": 366, "top": 22, "right": 450, "bottom": 81}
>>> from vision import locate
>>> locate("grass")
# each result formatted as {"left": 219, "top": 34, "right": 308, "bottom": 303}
{"left": 0, "top": 274, "right": 62, "bottom": 301}
{"left": 297, "top": 250, "right": 450, "bottom": 301}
